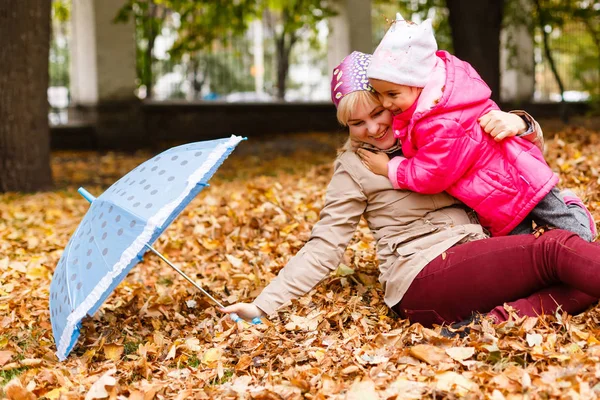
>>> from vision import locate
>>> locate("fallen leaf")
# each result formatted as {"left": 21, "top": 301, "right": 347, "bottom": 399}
{"left": 85, "top": 369, "right": 117, "bottom": 400}
{"left": 252, "top": 390, "right": 284, "bottom": 400}
{"left": 387, "top": 378, "right": 427, "bottom": 399}
{"left": 43, "top": 388, "right": 68, "bottom": 400}
{"left": 435, "top": 371, "right": 477, "bottom": 396}
{"left": 226, "top": 254, "right": 243, "bottom": 268}
{"left": 202, "top": 347, "right": 223, "bottom": 366}
{"left": 235, "top": 354, "right": 252, "bottom": 371}
{"left": 333, "top": 263, "right": 354, "bottom": 277}
{"left": 445, "top": 346, "right": 475, "bottom": 362}
{"left": 345, "top": 380, "right": 379, "bottom": 400}
{"left": 103, "top": 343, "right": 124, "bottom": 361}
{"left": 128, "top": 391, "right": 145, "bottom": 400}
{"left": 184, "top": 337, "right": 202, "bottom": 352}
{"left": 341, "top": 365, "right": 360, "bottom": 375}
{"left": 409, "top": 344, "right": 448, "bottom": 365}
{"left": 526, "top": 333, "right": 543, "bottom": 347}
{"left": 0, "top": 350, "right": 14, "bottom": 366}
{"left": 4, "top": 378, "right": 36, "bottom": 400}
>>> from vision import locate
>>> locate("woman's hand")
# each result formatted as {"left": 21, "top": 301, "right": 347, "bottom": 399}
{"left": 479, "top": 110, "right": 528, "bottom": 142}
{"left": 220, "top": 303, "right": 265, "bottom": 322}
{"left": 357, "top": 149, "right": 390, "bottom": 177}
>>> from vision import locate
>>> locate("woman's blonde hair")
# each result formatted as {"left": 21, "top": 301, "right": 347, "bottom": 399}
{"left": 336, "top": 90, "right": 381, "bottom": 154}
{"left": 336, "top": 90, "right": 381, "bottom": 126}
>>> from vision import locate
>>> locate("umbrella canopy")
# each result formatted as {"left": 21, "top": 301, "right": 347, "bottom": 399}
{"left": 50, "top": 135, "right": 244, "bottom": 361}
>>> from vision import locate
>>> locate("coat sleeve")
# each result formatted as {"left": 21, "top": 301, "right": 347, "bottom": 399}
{"left": 253, "top": 157, "right": 367, "bottom": 316}
{"left": 394, "top": 119, "right": 480, "bottom": 194}
{"left": 509, "top": 110, "right": 545, "bottom": 152}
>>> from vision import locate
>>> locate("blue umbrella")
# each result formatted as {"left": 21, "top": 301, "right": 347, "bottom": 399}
{"left": 50, "top": 135, "right": 261, "bottom": 361}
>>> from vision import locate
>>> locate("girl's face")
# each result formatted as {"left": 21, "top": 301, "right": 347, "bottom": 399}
{"left": 348, "top": 98, "right": 396, "bottom": 150}
{"left": 369, "top": 79, "right": 421, "bottom": 114}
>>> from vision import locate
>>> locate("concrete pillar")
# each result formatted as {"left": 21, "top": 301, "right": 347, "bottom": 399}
{"left": 500, "top": 2, "right": 535, "bottom": 103}
{"left": 70, "top": 0, "right": 142, "bottom": 149}
{"left": 327, "top": 0, "right": 373, "bottom": 76}
{"left": 252, "top": 20, "right": 265, "bottom": 96}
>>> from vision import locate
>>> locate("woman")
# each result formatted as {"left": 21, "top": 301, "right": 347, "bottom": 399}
{"left": 222, "top": 52, "right": 597, "bottom": 327}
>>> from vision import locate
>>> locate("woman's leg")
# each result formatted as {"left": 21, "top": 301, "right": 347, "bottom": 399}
{"left": 394, "top": 229, "right": 600, "bottom": 326}
{"left": 488, "top": 285, "right": 597, "bottom": 323}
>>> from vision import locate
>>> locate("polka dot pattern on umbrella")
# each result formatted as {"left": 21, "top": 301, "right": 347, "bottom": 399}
{"left": 49, "top": 136, "right": 244, "bottom": 361}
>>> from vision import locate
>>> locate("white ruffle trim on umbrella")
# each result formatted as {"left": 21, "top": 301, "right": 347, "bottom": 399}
{"left": 56, "top": 135, "right": 244, "bottom": 360}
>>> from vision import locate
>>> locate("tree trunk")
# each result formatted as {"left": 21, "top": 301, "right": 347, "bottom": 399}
{"left": 276, "top": 32, "right": 297, "bottom": 101}
{"left": 144, "top": 0, "right": 159, "bottom": 99}
{"left": 275, "top": 35, "right": 288, "bottom": 101}
{"left": 532, "top": 0, "right": 567, "bottom": 121}
{"left": 0, "top": 0, "right": 53, "bottom": 192}
{"left": 446, "top": 0, "right": 504, "bottom": 103}
{"left": 581, "top": 18, "right": 600, "bottom": 98}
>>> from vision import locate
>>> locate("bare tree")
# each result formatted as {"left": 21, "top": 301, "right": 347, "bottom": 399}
{"left": 446, "top": 0, "right": 504, "bottom": 103}
{"left": 0, "top": 1, "right": 53, "bottom": 192}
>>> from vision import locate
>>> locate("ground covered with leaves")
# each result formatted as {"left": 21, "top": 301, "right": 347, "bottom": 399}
{"left": 2, "top": 128, "right": 600, "bottom": 399}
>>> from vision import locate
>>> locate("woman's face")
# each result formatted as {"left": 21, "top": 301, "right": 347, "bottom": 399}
{"left": 348, "top": 98, "right": 396, "bottom": 150}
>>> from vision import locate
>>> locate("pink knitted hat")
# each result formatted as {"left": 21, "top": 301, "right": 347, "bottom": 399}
{"left": 368, "top": 13, "right": 438, "bottom": 88}
{"left": 331, "top": 51, "right": 376, "bottom": 108}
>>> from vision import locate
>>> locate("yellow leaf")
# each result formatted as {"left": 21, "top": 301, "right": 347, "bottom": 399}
{"left": 44, "top": 388, "right": 68, "bottom": 400}
{"left": 201, "top": 238, "right": 220, "bottom": 250}
{"left": 311, "top": 349, "right": 326, "bottom": 362}
{"left": 225, "top": 254, "right": 243, "bottom": 268}
{"left": 103, "top": 344, "right": 124, "bottom": 361}
{"left": 409, "top": 344, "right": 448, "bottom": 365}
{"left": 445, "top": 347, "right": 475, "bottom": 362}
{"left": 26, "top": 260, "right": 47, "bottom": 280}
{"left": 333, "top": 263, "right": 354, "bottom": 277}
{"left": 202, "top": 348, "right": 223, "bottom": 366}
{"left": 587, "top": 335, "right": 600, "bottom": 345}
{"left": 281, "top": 222, "right": 299, "bottom": 234}
{"left": 435, "top": 371, "right": 477, "bottom": 396}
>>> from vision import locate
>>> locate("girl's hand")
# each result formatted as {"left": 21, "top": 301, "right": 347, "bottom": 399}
{"left": 357, "top": 149, "right": 390, "bottom": 176}
{"left": 220, "top": 303, "right": 265, "bottom": 322}
{"left": 478, "top": 110, "right": 527, "bottom": 142}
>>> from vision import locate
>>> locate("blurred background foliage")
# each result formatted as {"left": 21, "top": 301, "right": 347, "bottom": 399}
{"left": 48, "top": 0, "right": 600, "bottom": 106}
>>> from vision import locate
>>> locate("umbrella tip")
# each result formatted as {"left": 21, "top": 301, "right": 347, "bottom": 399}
{"left": 78, "top": 187, "right": 96, "bottom": 204}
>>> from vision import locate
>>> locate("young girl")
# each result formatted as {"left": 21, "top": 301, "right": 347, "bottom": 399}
{"left": 220, "top": 52, "right": 600, "bottom": 327}
{"left": 359, "top": 14, "right": 596, "bottom": 241}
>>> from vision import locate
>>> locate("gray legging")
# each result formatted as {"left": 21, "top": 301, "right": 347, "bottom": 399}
{"left": 510, "top": 187, "right": 594, "bottom": 242}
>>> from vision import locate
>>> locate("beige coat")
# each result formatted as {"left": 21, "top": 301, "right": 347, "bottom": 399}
{"left": 253, "top": 111, "right": 543, "bottom": 316}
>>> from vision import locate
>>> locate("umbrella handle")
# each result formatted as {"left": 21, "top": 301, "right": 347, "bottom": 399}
{"left": 229, "top": 313, "right": 262, "bottom": 325}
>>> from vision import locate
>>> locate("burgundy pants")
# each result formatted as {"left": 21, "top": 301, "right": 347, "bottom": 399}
{"left": 394, "top": 229, "right": 600, "bottom": 327}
